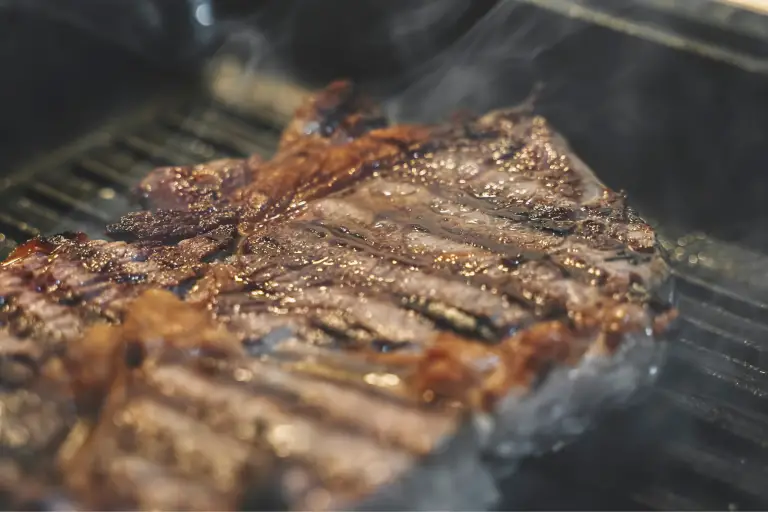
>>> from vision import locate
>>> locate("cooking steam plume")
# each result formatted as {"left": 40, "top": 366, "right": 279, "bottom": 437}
{"left": 205, "top": 0, "right": 592, "bottom": 124}
{"left": 381, "top": 0, "right": 581, "bottom": 122}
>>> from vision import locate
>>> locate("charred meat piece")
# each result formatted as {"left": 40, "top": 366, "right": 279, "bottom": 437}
{"left": 0, "top": 80, "right": 675, "bottom": 510}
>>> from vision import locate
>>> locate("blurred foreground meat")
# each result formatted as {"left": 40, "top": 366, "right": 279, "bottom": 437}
{"left": 0, "top": 81, "right": 675, "bottom": 510}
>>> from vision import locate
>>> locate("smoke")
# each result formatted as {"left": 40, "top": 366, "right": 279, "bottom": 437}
{"left": 203, "top": 0, "right": 586, "bottom": 122}
{"left": 382, "top": 0, "right": 576, "bottom": 122}
{"left": 202, "top": 0, "right": 611, "bottom": 127}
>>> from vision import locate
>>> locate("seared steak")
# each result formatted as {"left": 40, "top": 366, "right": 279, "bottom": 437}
{"left": 0, "top": 81, "right": 675, "bottom": 510}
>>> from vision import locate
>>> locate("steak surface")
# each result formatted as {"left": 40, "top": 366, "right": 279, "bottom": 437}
{"left": 0, "top": 81, "right": 675, "bottom": 510}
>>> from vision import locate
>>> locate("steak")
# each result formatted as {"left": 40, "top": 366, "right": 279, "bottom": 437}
{"left": 0, "top": 81, "right": 675, "bottom": 510}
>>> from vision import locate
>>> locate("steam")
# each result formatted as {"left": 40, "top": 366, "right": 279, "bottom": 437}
{"left": 200, "top": 2, "right": 523, "bottom": 141}
{"left": 202, "top": 0, "right": 590, "bottom": 125}
{"left": 383, "top": 0, "right": 587, "bottom": 122}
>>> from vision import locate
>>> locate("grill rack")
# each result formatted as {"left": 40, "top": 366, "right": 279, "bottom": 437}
{"left": 0, "top": 95, "right": 767, "bottom": 511}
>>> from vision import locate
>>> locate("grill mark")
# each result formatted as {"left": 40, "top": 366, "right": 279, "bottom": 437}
{"left": 1, "top": 250, "right": 139, "bottom": 326}
{"left": 317, "top": 179, "right": 555, "bottom": 265}
{"left": 96, "top": 393, "right": 330, "bottom": 511}
{"left": 385, "top": 172, "right": 643, "bottom": 258}
{"left": 305, "top": 307, "right": 421, "bottom": 353}
{"left": 88, "top": 444, "right": 240, "bottom": 510}
{"left": 201, "top": 360, "right": 445, "bottom": 455}
{"left": 294, "top": 220, "right": 425, "bottom": 268}
{"left": 141, "top": 364, "right": 417, "bottom": 494}
{"left": 398, "top": 295, "right": 504, "bottom": 342}
{"left": 211, "top": 370, "right": 406, "bottom": 447}
{"left": 249, "top": 227, "right": 528, "bottom": 343}
{"left": 0, "top": 237, "right": 231, "bottom": 336}
{"left": 260, "top": 354, "right": 445, "bottom": 413}
{"left": 148, "top": 362, "right": 434, "bottom": 444}
{"left": 0, "top": 294, "right": 85, "bottom": 348}
{"left": 222, "top": 283, "right": 424, "bottom": 352}
{"left": 390, "top": 181, "right": 559, "bottom": 257}
{"left": 97, "top": 453, "right": 233, "bottom": 511}
{"left": 296, "top": 194, "right": 582, "bottom": 322}
{"left": 312, "top": 185, "right": 639, "bottom": 310}
{"left": 104, "top": 391, "right": 270, "bottom": 492}
{"left": 268, "top": 286, "right": 435, "bottom": 351}
{"left": 0, "top": 389, "right": 75, "bottom": 498}
{"left": 309, "top": 314, "right": 383, "bottom": 350}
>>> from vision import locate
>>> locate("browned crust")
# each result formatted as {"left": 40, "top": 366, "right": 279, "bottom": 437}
{"left": 0, "top": 80, "right": 677, "bottom": 510}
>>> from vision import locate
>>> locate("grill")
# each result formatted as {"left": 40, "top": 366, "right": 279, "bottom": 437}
{"left": 2, "top": 1, "right": 768, "bottom": 510}
{"left": 0, "top": 98, "right": 279, "bottom": 244}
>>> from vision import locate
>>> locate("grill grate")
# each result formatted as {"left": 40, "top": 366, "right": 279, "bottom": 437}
{"left": 496, "top": 252, "right": 768, "bottom": 511}
{"left": 1, "top": 97, "right": 767, "bottom": 511}
{"left": 0, "top": 99, "right": 280, "bottom": 243}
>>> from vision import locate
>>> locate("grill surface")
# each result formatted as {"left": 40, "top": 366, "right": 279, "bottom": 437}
{"left": 0, "top": 93, "right": 766, "bottom": 511}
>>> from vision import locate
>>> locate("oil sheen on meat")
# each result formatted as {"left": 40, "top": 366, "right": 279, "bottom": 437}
{"left": 0, "top": 81, "right": 675, "bottom": 511}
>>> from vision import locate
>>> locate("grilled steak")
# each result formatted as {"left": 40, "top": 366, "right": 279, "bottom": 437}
{"left": 0, "top": 81, "right": 675, "bottom": 510}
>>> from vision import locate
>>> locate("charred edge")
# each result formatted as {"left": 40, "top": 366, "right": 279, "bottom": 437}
{"left": 309, "top": 315, "right": 381, "bottom": 351}
{"left": 2, "top": 237, "right": 56, "bottom": 263}
{"left": 168, "top": 276, "right": 202, "bottom": 299}
{"left": 399, "top": 295, "right": 502, "bottom": 343}
{"left": 315, "top": 82, "right": 387, "bottom": 138}
{"left": 461, "top": 123, "right": 503, "bottom": 142}
{"left": 110, "top": 273, "right": 147, "bottom": 285}
{"left": 452, "top": 197, "right": 580, "bottom": 238}
{"left": 499, "top": 251, "right": 549, "bottom": 270}
{"left": 308, "top": 314, "right": 368, "bottom": 348}
{"left": 603, "top": 249, "right": 654, "bottom": 265}
{"left": 201, "top": 244, "right": 238, "bottom": 264}
{"left": 368, "top": 136, "right": 414, "bottom": 155}
{"left": 528, "top": 219, "right": 576, "bottom": 236}
{"left": 106, "top": 209, "right": 240, "bottom": 245}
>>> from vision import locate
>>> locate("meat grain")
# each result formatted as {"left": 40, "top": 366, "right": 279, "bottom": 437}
{"left": 0, "top": 81, "right": 675, "bottom": 510}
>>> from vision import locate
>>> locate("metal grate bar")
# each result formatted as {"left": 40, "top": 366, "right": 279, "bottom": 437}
{"left": 663, "top": 442, "right": 768, "bottom": 503}
{"left": 183, "top": 106, "right": 281, "bottom": 157}
{"left": 0, "top": 98, "right": 280, "bottom": 240}
{"left": 85, "top": 146, "right": 158, "bottom": 178}
{"left": 74, "top": 158, "right": 142, "bottom": 189}
{"left": 120, "top": 135, "right": 199, "bottom": 167}
{"left": 0, "top": 212, "right": 39, "bottom": 241}
{"left": 677, "top": 314, "right": 768, "bottom": 367}
{"left": 27, "top": 183, "right": 113, "bottom": 224}
{"left": 161, "top": 114, "right": 263, "bottom": 157}
{"left": 655, "top": 388, "right": 768, "bottom": 450}
{"left": 134, "top": 125, "right": 232, "bottom": 162}
{"left": 678, "top": 293, "right": 768, "bottom": 341}
{"left": 666, "top": 339, "right": 768, "bottom": 414}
